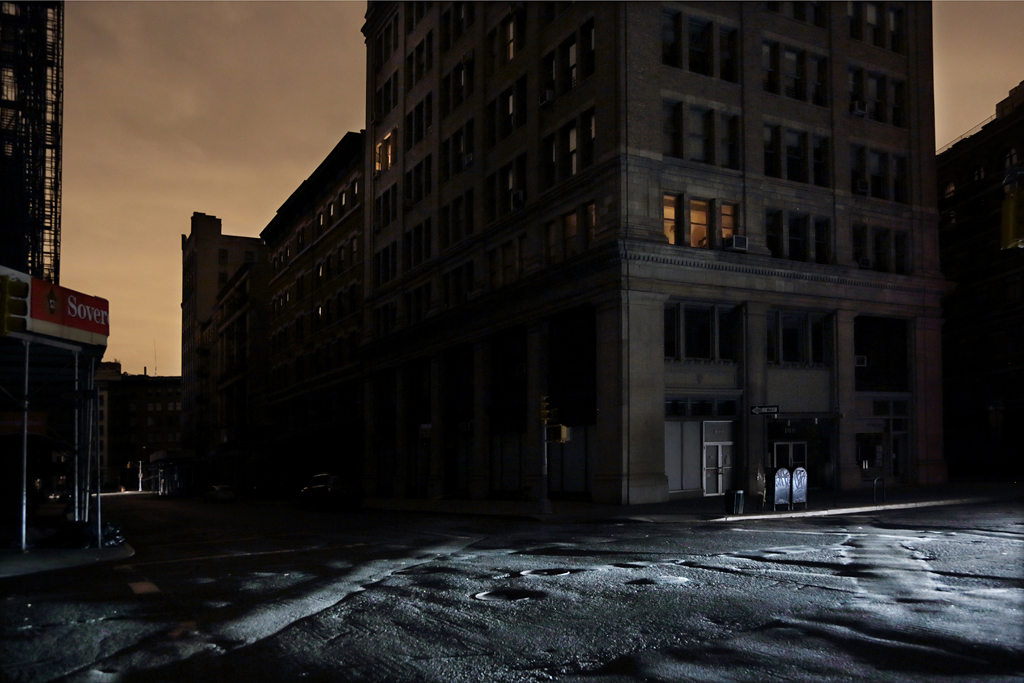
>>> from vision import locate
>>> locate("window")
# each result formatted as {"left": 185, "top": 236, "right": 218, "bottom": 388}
{"left": 581, "top": 20, "right": 596, "bottom": 80}
{"left": 687, "top": 107, "right": 713, "bottom": 164}
{"left": 891, "top": 81, "right": 906, "bottom": 127}
{"left": 719, "top": 28, "right": 738, "bottom": 82}
{"left": 405, "top": 31, "right": 434, "bottom": 90}
{"left": 762, "top": 41, "right": 779, "bottom": 93}
{"left": 374, "top": 184, "right": 399, "bottom": 229}
{"left": 218, "top": 248, "right": 228, "bottom": 266}
{"left": 375, "top": 71, "right": 399, "bottom": 118}
{"left": 405, "top": 282, "right": 432, "bottom": 325}
{"left": 688, "top": 19, "right": 712, "bottom": 76}
{"left": 403, "top": 155, "right": 433, "bottom": 205}
{"left": 894, "top": 232, "right": 909, "bottom": 274}
{"left": 814, "top": 218, "right": 831, "bottom": 264}
{"left": 852, "top": 223, "right": 868, "bottom": 264}
{"left": 788, "top": 214, "right": 809, "bottom": 261}
{"left": 664, "top": 304, "right": 739, "bottom": 361}
{"left": 219, "top": 272, "right": 228, "bottom": 286}
{"left": 869, "top": 150, "right": 888, "bottom": 199}
{"left": 889, "top": 6, "right": 905, "bottom": 53}
{"left": 720, "top": 203, "right": 737, "bottom": 241}
{"left": 811, "top": 56, "right": 829, "bottom": 106}
{"left": 893, "top": 155, "right": 908, "bottom": 203}
{"left": 813, "top": 136, "right": 830, "bottom": 187}
{"left": 402, "top": 219, "right": 432, "bottom": 270}
{"left": 441, "top": 119, "right": 474, "bottom": 182}
{"left": 563, "top": 211, "right": 581, "bottom": 258}
{"left": 766, "top": 210, "right": 783, "bottom": 258}
{"left": 848, "top": 67, "right": 865, "bottom": 112}
{"left": 872, "top": 228, "right": 890, "bottom": 272}
{"left": 581, "top": 108, "right": 596, "bottom": 167}
{"left": 1006, "top": 148, "right": 1019, "bottom": 168}
{"left": 782, "top": 47, "right": 804, "bottom": 99}
{"left": 866, "top": 2, "right": 884, "bottom": 47}
{"left": 785, "top": 130, "right": 807, "bottom": 182}
{"left": 663, "top": 193, "right": 679, "bottom": 245}
{"left": 851, "top": 145, "right": 867, "bottom": 194}
{"left": 848, "top": 1, "right": 863, "bottom": 40}
{"left": 662, "top": 11, "right": 683, "bottom": 68}
{"left": 373, "top": 241, "right": 399, "bottom": 286}
{"left": 866, "top": 73, "right": 886, "bottom": 122}
{"left": 442, "top": 261, "right": 474, "bottom": 306}
{"left": 404, "top": 94, "right": 433, "bottom": 150}
{"left": 439, "top": 189, "right": 474, "bottom": 248}
{"left": 565, "top": 122, "right": 578, "bottom": 176}
{"left": 375, "top": 129, "right": 397, "bottom": 172}
{"left": 374, "top": 14, "right": 399, "bottom": 70}
{"left": 720, "top": 114, "right": 740, "bottom": 170}
{"left": 689, "top": 199, "right": 709, "bottom": 248}
{"left": 768, "top": 311, "right": 830, "bottom": 365}
{"left": 811, "top": 2, "right": 828, "bottom": 27}
{"left": 373, "top": 301, "right": 397, "bottom": 337}
{"left": 764, "top": 125, "right": 781, "bottom": 177}
{"left": 663, "top": 101, "right": 683, "bottom": 158}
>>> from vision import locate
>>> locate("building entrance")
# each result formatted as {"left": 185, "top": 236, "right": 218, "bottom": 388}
{"left": 702, "top": 421, "right": 734, "bottom": 496}
{"left": 773, "top": 441, "right": 807, "bottom": 469}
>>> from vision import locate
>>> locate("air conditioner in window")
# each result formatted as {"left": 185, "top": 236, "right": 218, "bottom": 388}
{"left": 858, "top": 257, "right": 872, "bottom": 269}
{"left": 855, "top": 355, "right": 868, "bottom": 367}
{"left": 723, "top": 235, "right": 748, "bottom": 252}
{"left": 462, "top": 152, "right": 474, "bottom": 166}
{"left": 511, "top": 190, "right": 526, "bottom": 208}
{"left": 854, "top": 179, "right": 869, "bottom": 195}
{"left": 849, "top": 100, "right": 867, "bottom": 117}
{"left": 539, "top": 89, "right": 555, "bottom": 107}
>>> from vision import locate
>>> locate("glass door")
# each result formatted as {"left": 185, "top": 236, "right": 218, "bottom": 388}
{"left": 703, "top": 444, "right": 734, "bottom": 495}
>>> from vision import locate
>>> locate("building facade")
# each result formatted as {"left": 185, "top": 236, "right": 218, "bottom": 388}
{"left": 181, "top": 212, "right": 262, "bottom": 473}
{"left": 356, "top": 1, "right": 946, "bottom": 505}
{"left": 261, "top": 132, "right": 365, "bottom": 494}
{"left": 936, "top": 80, "right": 1024, "bottom": 479}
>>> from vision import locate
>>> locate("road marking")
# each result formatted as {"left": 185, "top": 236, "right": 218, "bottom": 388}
{"left": 128, "top": 581, "right": 160, "bottom": 594}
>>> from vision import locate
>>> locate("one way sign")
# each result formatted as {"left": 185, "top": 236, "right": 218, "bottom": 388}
{"left": 750, "top": 405, "right": 779, "bottom": 415}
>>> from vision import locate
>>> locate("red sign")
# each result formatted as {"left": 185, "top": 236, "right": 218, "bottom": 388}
{"left": 30, "top": 279, "right": 110, "bottom": 337}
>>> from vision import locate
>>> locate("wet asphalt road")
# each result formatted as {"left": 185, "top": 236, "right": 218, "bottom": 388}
{"left": 1, "top": 494, "right": 1022, "bottom": 683}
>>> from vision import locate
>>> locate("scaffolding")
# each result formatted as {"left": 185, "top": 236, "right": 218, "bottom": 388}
{"left": 0, "top": 1, "right": 63, "bottom": 284}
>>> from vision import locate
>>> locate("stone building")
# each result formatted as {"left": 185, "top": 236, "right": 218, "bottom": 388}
{"left": 261, "top": 132, "right": 366, "bottom": 493}
{"left": 936, "top": 80, "right": 1024, "bottom": 479}
{"left": 356, "top": 0, "right": 946, "bottom": 505}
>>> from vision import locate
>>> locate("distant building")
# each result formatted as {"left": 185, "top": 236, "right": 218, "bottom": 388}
{"left": 101, "top": 369, "right": 183, "bottom": 492}
{"left": 260, "top": 132, "right": 365, "bottom": 493}
{"left": 180, "top": 212, "right": 262, "bottom": 476}
{"left": 0, "top": 1, "right": 63, "bottom": 283}
{"left": 936, "top": 80, "right": 1024, "bottom": 478}
{"left": 353, "top": 1, "right": 946, "bottom": 504}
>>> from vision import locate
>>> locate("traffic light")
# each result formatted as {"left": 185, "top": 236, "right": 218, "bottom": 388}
{"left": 0, "top": 275, "right": 30, "bottom": 335}
{"left": 539, "top": 395, "right": 553, "bottom": 424}
{"left": 1001, "top": 186, "right": 1024, "bottom": 250}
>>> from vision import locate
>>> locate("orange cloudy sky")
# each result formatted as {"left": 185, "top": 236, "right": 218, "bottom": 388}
{"left": 58, "top": 2, "right": 1024, "bottom": 377}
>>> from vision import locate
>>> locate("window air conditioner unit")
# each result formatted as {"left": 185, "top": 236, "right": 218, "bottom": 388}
{"left": 723, "top": 235, "right": 748, "bottom": 252}
{"left": 463, "top": 152, "right": 474, "bottom": 166}
{"left": 462, "top": 49, "right": 475, "bottom": 64}
{"left": 855, "top": 355, "right": 868, "bottom": 367}
{"left": 849, "top": 100, "right": 867, "bottom": 116}
{"left": 855, "top": 179, "right": 869, "bottom": 194}
{"left": 540, "top": 89, "right": 555, "bottom": 107}
{"left": 511, "top": 190, "right": 526, "bottom": 208}
{"left": 858, "top": 257, "right": 872, "bottom": 269}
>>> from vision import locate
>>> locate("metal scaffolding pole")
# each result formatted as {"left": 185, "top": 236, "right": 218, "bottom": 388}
{"left": 72, "top": 349, "right": 79, "bottom": 521}
{"left": 20, "top": 339, "right": 30, "bottom": 552}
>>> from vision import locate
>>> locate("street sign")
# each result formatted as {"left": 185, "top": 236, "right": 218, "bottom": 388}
{"left": 750, "top": 405, "right": 779, "bottom": 415}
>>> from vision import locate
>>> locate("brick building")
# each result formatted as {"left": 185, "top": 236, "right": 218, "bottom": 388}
{"left": 355, "top": 1, "right": 947, "bottom": 505}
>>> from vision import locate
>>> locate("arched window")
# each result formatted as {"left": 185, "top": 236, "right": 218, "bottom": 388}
{"left": 1006, "top": 148, "right": 1019, "bottom": 168}
{"left": 944, "top": 181, "right": 955, "bottom": 198}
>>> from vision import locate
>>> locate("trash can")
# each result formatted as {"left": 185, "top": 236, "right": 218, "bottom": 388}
{"left": 727, "top": 490, "right": 744, "bottom": 515}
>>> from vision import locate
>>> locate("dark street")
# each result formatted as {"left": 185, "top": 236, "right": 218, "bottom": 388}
{"left": 2, "top": 494, "right": 1022, "bottom": 682}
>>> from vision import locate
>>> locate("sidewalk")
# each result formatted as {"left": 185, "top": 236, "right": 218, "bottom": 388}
{"left": 0, "top": 543, "right": 134, "bottom": 579}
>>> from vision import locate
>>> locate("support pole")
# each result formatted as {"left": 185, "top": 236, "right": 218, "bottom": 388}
{"left": 20, "top": 340, "right": 30, "bottom": 552}
{"left": 91, "top": 358, "right": 101, "bottom": 547}
{"left": 73, "top": 351, "right": 79, "bottom": 521}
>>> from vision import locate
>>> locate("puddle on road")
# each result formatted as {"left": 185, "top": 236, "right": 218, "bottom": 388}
{"left": 473, "top": 589, "right": 549, "bottom": 601}
{"left": 394, "top": 566, "right": 464, "bottom": 576}
{"left": 519, "top": 568, "right": 572, "bottom": 577}
{"left": 626, "top": 576, "right": 691, "bottom": 586}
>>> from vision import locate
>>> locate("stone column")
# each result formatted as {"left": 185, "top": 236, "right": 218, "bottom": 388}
{"left": 912, "top": 316, "right": 947, "bottom": 485}
{"left": 428, "top": 356, "right": 445, "bottom": 499}
{"left": 834, "top": 309, "right": 859, "bottom": 490}
{"left": 592, "top": 290, "right": 668, "bottom": 504}
{"left": 743, "top": 302, "right": 770, "bottom": 495}
{"left": 393, "top": 366, "right": 408, "bottom": 498}
{"left": 470, "top": 341, "right": 491, "bottom": 499}
{"left": 523, "top": 322, "right": 548, "bottom": 501}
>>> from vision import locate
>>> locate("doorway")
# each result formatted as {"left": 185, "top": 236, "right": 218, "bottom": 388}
{"left": 703, "top": 420, "right": 734, "bottom": 496}
{"left": 773, "top": 441, "right": 807, "bottom": 469}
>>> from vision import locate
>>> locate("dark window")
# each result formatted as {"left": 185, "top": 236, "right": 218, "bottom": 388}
{"left": 662, "top": 11, "right": 683, "bottom": 67}
{"left": 684, "top": 306, "right": 713, "bottom": 359}
{"left": 764, "top": 125, "right": 781, "bottom": 177}
{"left": 894, "top": 231, "right": 909, "bottom": 274}
{"left": 873, "top": 228, "right": 890, "bottom": 272}
{"left": 869, "top": 150, "right": 888, "bottom": 199}
{"left": 665, "top": 305, "right": 680, "bottom": 358}
{"left": 782, "top": 47, "right": 804, "bottom": 99}
{"left": 814, "top": 218, "right": 831, "bottom": 264}
{"left": 891, "top": 81, "right": 906, "bottom": 127}
{"left": 854, "top": 316, "right": 909, "bottom": 391}
{"left": 866, "top": 73, "right": 886, "bottom": 122}
{"left": 766, "top": 210, "right": 783, "bottom": 258}
{"left": 720, "top": 114, "right": 740, "bottom": 170}
{"left": 719, "top": 28, "right": 738, "bottom": 82}
{"left": 663, "top": 101, "right": 683, "bottom": 158}
{"left": 852, "top": 223, "right": 868, "bottom": 263}
{"left": 785, "top": 130, "right": 807, "bottom": 182}
{"left": 687, "top": 106, "right": 713, "bottom": 164}
{"left": 811, "top": 56, "right": 829, "bottom": 106}
{"left": 781, "top": 313, "right": 806, "bottom": 363}
{"left": 889, "top": 6, "right": 905, "bottom": 53}
{"left": 762, "top": 41, "right": 779, "bottom": 93}
{"left": 848, "top": 1, "right": 863, "bottom": 40}
{"left": 851, "top": 145, "right": 867, "bottom": 194}
{"left": 581, "top": 19, "right": 596, "bottom": 79}
{"left": 893, "top": 155, "right": 908, "bottom": 203}
{"left": 788, "top": 214, "right": 809, "bottom": 261}
{"left": 813, "top": 136, "right": 830, "bottom": 187}
{"left": 688, "top": 19, "right": 712, "bottom": 76}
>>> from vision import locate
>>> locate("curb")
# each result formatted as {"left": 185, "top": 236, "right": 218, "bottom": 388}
{"left": 0, "top": 543, "right": 135, "bottom": 579}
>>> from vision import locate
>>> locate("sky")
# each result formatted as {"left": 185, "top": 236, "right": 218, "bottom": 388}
{"left": 57, "top": 1, "right": 1024, "bottom": 378}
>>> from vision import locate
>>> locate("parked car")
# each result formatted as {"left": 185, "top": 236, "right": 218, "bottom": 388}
{"left": 298, "top": 473, "right": 360, "bottom": 511}
{"left": 203, "top": 485, "right": 237, "bottom": 503}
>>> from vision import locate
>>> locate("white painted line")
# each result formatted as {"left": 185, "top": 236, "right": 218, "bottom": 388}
{"left": 713, "top": 497, "right": 1001, "bottom": 522}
